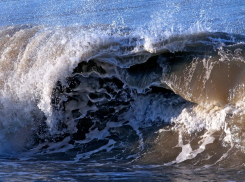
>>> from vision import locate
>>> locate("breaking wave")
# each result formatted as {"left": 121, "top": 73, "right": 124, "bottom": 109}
{"left": 1, "top": 24, "right": 245, "bottom": 167}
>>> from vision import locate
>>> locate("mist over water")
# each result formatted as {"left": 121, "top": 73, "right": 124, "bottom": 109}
{"left": 1, "top": 0, "right": 245, "bottom": 181}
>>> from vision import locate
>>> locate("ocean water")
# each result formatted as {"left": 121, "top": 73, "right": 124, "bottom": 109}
{"left": 1, "top": 0, "right": 245, "bottom": 181}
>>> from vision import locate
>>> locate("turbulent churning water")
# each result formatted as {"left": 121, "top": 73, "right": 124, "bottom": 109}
{"left": 1, "top": 0, "right": 245, "bottom": 181}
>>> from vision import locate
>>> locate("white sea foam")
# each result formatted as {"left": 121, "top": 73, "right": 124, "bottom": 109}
{"left": 1, "top": 22, "right": 245, "bottom": 168}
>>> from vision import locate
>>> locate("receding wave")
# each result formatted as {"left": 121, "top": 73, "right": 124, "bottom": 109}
{"left": 1, "top": 25, "right": 245, "bottom": 167}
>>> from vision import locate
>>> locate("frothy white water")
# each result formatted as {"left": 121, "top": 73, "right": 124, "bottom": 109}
{"left": 2, "top": 23, "right": 245, "bottom": 168}
{"left": 0, "top": 23, "right": 206, "bottom": 151}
